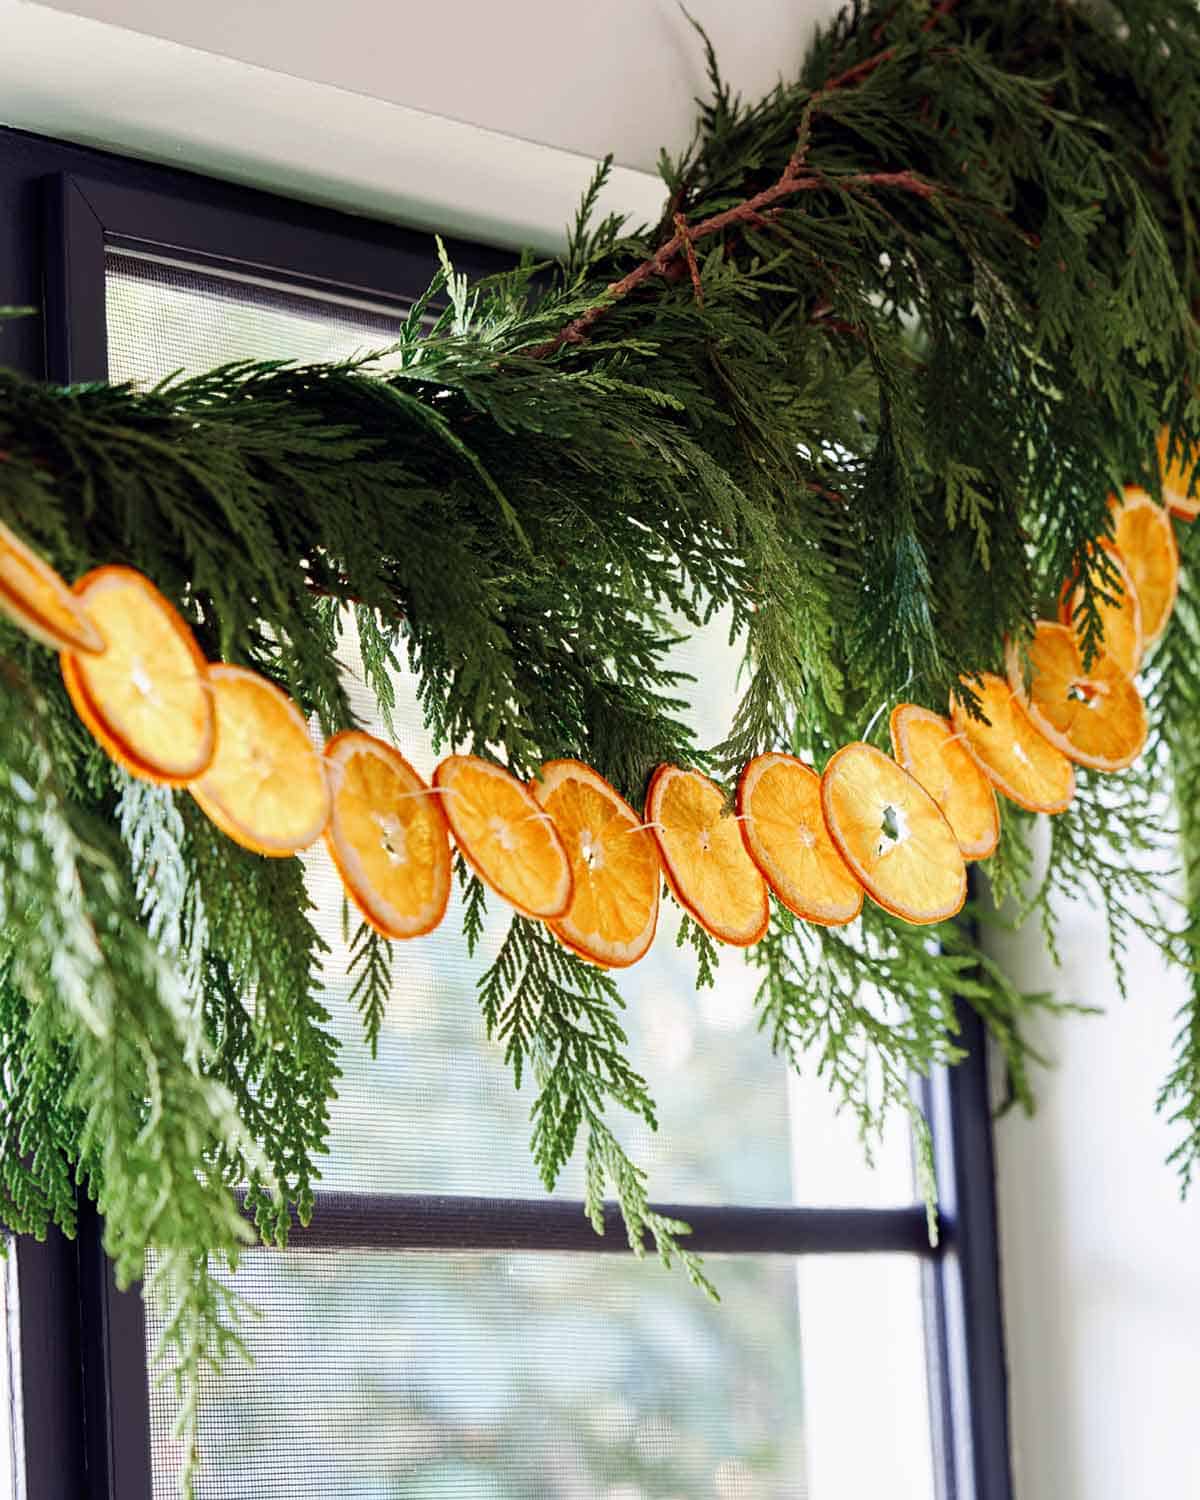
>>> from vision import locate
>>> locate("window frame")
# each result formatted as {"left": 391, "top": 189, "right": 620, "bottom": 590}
{"left": 1, "top": 125, "right": 1013, "bottom": 1500}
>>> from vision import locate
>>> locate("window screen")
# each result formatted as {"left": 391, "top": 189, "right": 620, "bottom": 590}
{"left": 107, "top": 250, "right": 935, "bottom": 1500}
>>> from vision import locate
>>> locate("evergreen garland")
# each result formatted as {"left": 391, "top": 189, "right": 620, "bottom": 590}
{"left": 2, "top": 0, "right": 1200, "bottom": 1488}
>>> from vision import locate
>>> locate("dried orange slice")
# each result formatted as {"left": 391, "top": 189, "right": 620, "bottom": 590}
{"left": 0, "top": 519, "right": 104, "bottom": 654}
{"left": 433, "top": 754, "right": 573, "bottom": 920}
{"left": 532, "top": 759, "right": 659, "bottom": 967}
{"left": 324, "top": 731, "right": 450, "bottom": 939}
{"left": 736, "top": 752, "right": 863, "bottom": 926}
{"left": 950, "top": 674, "right": 1074, "bottom": 814}
{"left": 1109, "top": 486, "right": 1178, "bottom": 647}
{"left": 191, "top": 664, "right": 330, "bottom": 855}
{"left": 820, "top": 742, "right": 966, "bottom": 926}
{"left": 1056, "top": 543, "right": 1143, "bottom": 677}
{"left": 889, "top": 704, "right": 999, "bottom": 861}
{"left": 1157, "top": 426, "right": 1200, "bottom": 521}
{"left": 645, "top": 765, "right": 769, "bottom": 946}
{"left": 1006, "top": 623, "right": 1146, "bottom": 772}
{"left": 61, "top": 565, "right": 214, "bottom": 784}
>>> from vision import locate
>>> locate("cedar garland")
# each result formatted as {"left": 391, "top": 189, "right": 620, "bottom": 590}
{"left": 2, "top": 1, "right": 1200, "bottom": 1493}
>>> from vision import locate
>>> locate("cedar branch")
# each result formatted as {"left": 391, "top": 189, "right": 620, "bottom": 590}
{"left": 674, "top": 213, "right": 705, "bottom": 308}
{"left": 524, "top": 0, "right": 961, "bottom": 360}
{"left": 525, "top": 170, "right": 937, "bottom": 359}
{"left": 821, "top": 0, "right": 959, "bottom": 93}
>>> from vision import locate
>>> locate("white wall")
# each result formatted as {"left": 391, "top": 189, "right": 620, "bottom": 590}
{"left": 25, "top": 0, "right": 823, "bottom": 175}
{"left": 987, "top": 856, "right": 1200, "bottom": 1500}
{"left": 1, "top": 0, "right": 828, "bottom": 252}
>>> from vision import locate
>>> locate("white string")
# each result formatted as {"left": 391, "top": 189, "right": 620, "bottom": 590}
{"left": 625, "top": 819, "right": 664, "bottom": 833}
{"left": 94, "top": 668, "right": 216, "bottom": 693}
{"left": 861, "top": 670, "right": 913, "bottom": 743}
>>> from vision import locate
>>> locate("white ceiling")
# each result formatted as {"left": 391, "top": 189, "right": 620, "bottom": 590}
{"left": 3, "top": 0, "right": 838, "bottom": 250}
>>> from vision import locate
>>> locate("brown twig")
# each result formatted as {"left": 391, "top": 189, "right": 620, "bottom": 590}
{"left": 823, "top": 0, "right": 959, "bottom": 93}
{"left": 526, "top": 1, "right": 962, "bottom": 362}
{"left": 526, "top": 170, "right": 937, "bottom": 359}
{"left": 822, "top": 47, "right": 899, "bottom": 94}
{"left": 304, "top": 575, "right": 368, "bottom": 608}
{"left": 807, "top": 480, "right": 847, "bottom": 505}
{"left": 674, "top": 213, "right": 705, "bottom": 308}
{"left": 812, "top": 318, "right": 862, "bottom": 339}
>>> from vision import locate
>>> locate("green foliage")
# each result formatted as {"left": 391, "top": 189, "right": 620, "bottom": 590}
{"left": 478, "top": 915, "right": 715, "bottom": 1296}
{"left": 0, "top": 663, "right": 256, "bottom": 1494}
{"left": 346, "top": 919, "right": 392, "bottom": 1059}
{"left": 0, "top": 0, "right": 1199, "bottom": 1491}
{"left": 753, "top": 904, "right": 960, "bottom": 1227}
{"left": 1149, "top": 522, "right": 1200, "bottom": 1189}
{"left": 675, "top": 910, "right": 719, "bottom": 989}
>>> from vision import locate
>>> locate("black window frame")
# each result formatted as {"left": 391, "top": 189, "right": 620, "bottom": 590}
{"left": 1, "top": 125, "right": 1013, "bottom": 1500}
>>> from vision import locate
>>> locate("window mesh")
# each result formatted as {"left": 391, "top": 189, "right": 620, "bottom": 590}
{"left": 150, "top": 1249, "right": 810, "bottom": 1500}
{"left": 106, "top": 250, "right": 933, "bottom": 1500}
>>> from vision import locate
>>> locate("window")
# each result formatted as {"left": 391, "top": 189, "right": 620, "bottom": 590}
{"left": 1, "top": 132, "right": 1012, "bottom": 1500}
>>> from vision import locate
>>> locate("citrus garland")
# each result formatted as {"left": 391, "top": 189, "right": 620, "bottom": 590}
{"left": 5, "top": 10, "right": 1200, "bottom": 1493}
{"left": 0, "top": 451, "right": 1185, "bottom": 953}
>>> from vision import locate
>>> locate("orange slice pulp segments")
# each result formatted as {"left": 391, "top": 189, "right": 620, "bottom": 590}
{"left": 1006, "top": 623, "right": 1146, "bottom": 772}
{"left": 191, "top": 664, "right": 330, "bottom": 855}
{"left": 0, "top": 519, "right": 105, "bottom": 654}
{"left": 889, "top": 704, "right": 1000, "bottom": 861}
{"left": 433, "top": 754, "right": 573, "bottom": 920}
{"left": 820, "top": 741, "right": 966, "bottom": 926}
{"left": 736, "top": 752, "right": 863, "bottom": 926}
{"left": 1108, "top": 486, "right": 1178, "bottom": 647}
{"left": 324, "top": 731, "right": 451, "bottom": 940}
{"left": 1056, "top": 542, "right": 1143, "bottom": 677}
{"left": 645, "top": 765, "right": 769, "bottom": 946}
{"left": 531, "top": 759, "right": 659, "bottom": 967}
{"left": 950, "top": 674, "right": 1074, "bottom": 814}
{"left": 61, "top": 565, "right": 214, "bottom": 784}
{"left": 1157, "top": 426, "right": 1200, "bottom": 522}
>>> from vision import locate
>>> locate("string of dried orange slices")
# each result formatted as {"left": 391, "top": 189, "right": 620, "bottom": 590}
{"left": 0, "top": 427, "right": 1189, "bottom": 966}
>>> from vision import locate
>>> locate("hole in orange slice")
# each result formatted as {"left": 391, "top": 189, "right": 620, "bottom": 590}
{"left": 889, "top": 703, "right": 999, "bottom": 861}
{"left": 736, "top": 752, "right": 863, "bottom": 926}
{"left": 0, "top": 519, "right": 105, "bottom": 655}
{"left": 531, "top": 759, "right": 659, "bottom": 967}
{"left": 433, "top": 754, "right": 573, "bottom": 920}
{"left": 950, "top": 674, "right": 1074, "bottom": 814}
{"left": 645, "top": 764, "right": 769, "bottom": 946}
{"left": 1157, "top": 426, "right": 1200, "bottom": 522}
{"left": 1056, "top": 542, "right": 1143, "bottom": 677}
{"left": 324, "top": 731, "right": 451, "bottom": 940}
{"left": 61, "top": 565, "right": 214, "bottom": 784}
{"left": 1006, "top": 622, "right": 1146, "bottom": 772}
{"left": 191, "top": 664, "right": 330, "bottom": 856}
{"left": 820, "top": 742, "right": 966, "bottom": 926}
{"left": 1108, "top": 485, "right": 1178, "bottom": 647}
